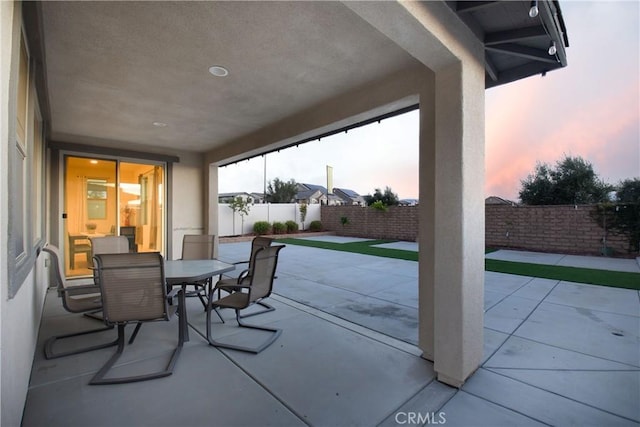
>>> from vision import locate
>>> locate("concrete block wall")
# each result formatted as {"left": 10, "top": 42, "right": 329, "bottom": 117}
{"left": 321, "top": 205, "right": 418, "bottom": 241}
{"left": 321, "top": 204, "right": 634, "bottom": 256}
{"left": 485, "top": 204, "right": 631, "bottom": 256}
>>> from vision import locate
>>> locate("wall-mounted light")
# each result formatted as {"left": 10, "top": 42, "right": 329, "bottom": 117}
{"left": 529, "top": 0, "right": 539, "bottom": 18}
{"left": 548, "top": 40, "right": 557, "bottom": 55}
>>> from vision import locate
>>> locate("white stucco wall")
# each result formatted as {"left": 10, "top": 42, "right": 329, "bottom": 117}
{"left": 0, "top": 1, "right": 13, "bottom": 423}
{"left": 171, "top": 152, "right": 205, "bottom": 260}
{"left": 1, "top": 3, "right": 50, "bottom": 425}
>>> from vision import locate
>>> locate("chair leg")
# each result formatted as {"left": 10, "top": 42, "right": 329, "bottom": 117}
{"left": 90, "top": 318, "right": 185, "bottom": 385}
{"left": 128, "top": 322, "right": 143, "bottom": 344}
{"left": 206, "top": 310, "right": 282, "bottom": 354}
{"left": 44, "top": 325, "right": 118, "bottom": 360}
{"left": 239, "top": 300, "right": 275, "bottom": 319}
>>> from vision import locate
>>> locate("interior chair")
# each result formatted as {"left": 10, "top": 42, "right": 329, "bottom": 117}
{"left": 90, "top": 252, "right": 188, "bottom": 385}
{"left": 173, "top": 234, "right": 216, "bottom": 309}
{"left": 206, "top": 245, "right": 285, "bottom": 354}
{"left": 42, "top": 244, "right": 118, "bottom": 359}
{"left": 214, "top": 236, "right": 274, "bottom": 318}
{"left": 68, "top": 233, "right": 92, "bottom": 269}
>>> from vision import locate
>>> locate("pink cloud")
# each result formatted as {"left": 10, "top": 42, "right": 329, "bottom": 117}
{"left": 485, "top": 73, "right": 639, "bottom": 201}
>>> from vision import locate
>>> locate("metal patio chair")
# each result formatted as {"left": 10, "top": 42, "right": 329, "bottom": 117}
{"left": 90, "top": 252, "right": 188, "bottom": 385}
{"left": 206, "top": 245, "right": 285, "bottom": 354}
{"left": 173, "top": 234, "right": 216, "bottom": 309}
{"left": 42, "top": 244, "right": 118, "bottom": 359}
{"left": 86, "top": 235, "right": 130, "bottom": 320}
{"left": 214, "top": 236, "right": 275, "bottom": 318}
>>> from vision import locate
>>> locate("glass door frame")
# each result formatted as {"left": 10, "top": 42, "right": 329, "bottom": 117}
{"left": 60, "top": 151, "right": 168, "bottom": 278}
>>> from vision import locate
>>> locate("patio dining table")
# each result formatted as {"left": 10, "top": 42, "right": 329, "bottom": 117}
{"left": 164, "top": 259, "right": 235, "bottom": 285}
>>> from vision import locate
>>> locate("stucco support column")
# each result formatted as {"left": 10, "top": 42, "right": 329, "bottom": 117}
{"left": 418, "top": 72, "right": 436, "bottom": 362}
{"left": 419, "top": 58, "right": 485, "bottom": 387}
{"left": 205, "top": 162, "right": 220, "bottom": 258}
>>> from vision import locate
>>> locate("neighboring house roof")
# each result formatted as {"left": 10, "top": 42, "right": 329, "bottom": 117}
{"left": 485, "top": 196, "right": 516, "bottom": 205}
{"left": 295, "top": 183, "right": 346, "bottom": 205}
{"left": 219, "top": 192, "right": 254, "bottom": 202}
{"left": 334, "top": 188, "right": 366, "bottom": 205}
{"left": 296, "top": 183, "right": 327, "bottom": 200}
{"left": 250, "top": 192, "right": 266, "bottom": 202}
{"left": 399, "top": 198, "right": 419, "bottom": 206}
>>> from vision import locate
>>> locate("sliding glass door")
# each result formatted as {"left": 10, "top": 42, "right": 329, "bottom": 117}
{"left": 64, "top": 156, "right": 165, "bottom": 277}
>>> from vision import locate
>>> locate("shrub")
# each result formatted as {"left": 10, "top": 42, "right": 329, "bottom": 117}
{"left": 285, "top": 220, "right": 299, "bottom": 233}
{"left": 253, "top": 221, "right": 271, "bottom": 235}
{"left": 272, "top": 221, "right": 287, "bottom": 234}
{"left": 370, "top": 200, "right": 388, "bottom": 212}
{"left": 309, "top": 220, "right": 323, "bottom": 231}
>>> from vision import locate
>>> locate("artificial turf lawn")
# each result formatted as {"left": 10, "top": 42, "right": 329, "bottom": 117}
{"left": 275, "top": 238, "right": 640, "bottom": 290}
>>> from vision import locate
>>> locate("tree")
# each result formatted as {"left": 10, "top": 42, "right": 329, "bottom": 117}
{"left": 266, "top": 178, "right": 298, "bottom": 203}
{"left": 299, "top": 203, "right": 308, "bottom": 229}
{"left": 228, "top": 196, "right": 251, "bottom": 235}
{"left": 364, "top": 186, "right": 399, "bottom": 207}
{"left": 519, "top": 155, "right": 612, "bottom": 205}
{"left": 599, "top": 178, "right": 640, "bottom": 254}
{"left": 616, "top": 178, "right": 640, "bottom": 203}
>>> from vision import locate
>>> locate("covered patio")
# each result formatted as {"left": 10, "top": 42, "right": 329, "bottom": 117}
{"left": 23, "top": 241, "right": 638, "bottom": 425}
{"left": 2, "top": 2, "right": 569, "bottom": 424}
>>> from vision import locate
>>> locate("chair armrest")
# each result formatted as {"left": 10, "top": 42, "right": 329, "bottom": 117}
{"left": 237, "top": 269, "right": 250, "bottom": 283}
{"left": 225, "top": 284, "right": 251, "bottom": 291}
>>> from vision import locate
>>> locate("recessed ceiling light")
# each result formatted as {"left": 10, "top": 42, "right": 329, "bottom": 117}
{"left": 90, "top": 160, "right": 98, "bottom": 164}
{"left": 208, "top": 65, "right": 229, "bottom": 77}
{"left": 152, "top": 121, "right": 167, "bottom": 127}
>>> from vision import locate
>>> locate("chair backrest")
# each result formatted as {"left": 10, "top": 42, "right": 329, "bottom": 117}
{"left": 181, "top": 234, "right": 215, "bottom": 260}
{"left": 91, "top": 236, "right": 130, "bottom": 255}
{"left": 250, "top": 236, "right": 273, "bottom": 262}
{"left": 43, "top": 244, "right": 101, "bottom": 313}
{"left": 248, "top": 245, "right": 285, "bottom": 302}
{"left": 93, "top": 252, "right": 167, "bottom": 324}
{"left": 43, "top": 244, "right": 65, "bottom": 293}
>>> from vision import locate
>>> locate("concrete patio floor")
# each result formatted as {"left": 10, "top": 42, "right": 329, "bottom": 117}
{"left": 22, "top": 240, "right": 640, "bottom": 426}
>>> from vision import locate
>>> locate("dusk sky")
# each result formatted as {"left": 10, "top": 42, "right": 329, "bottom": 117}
{"left": 220, "top": 1, "right": 639, "bottom": 202}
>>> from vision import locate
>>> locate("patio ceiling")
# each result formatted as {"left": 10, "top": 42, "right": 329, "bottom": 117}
{"left": 27, "top": 1, "right": 568, "bottom": 155}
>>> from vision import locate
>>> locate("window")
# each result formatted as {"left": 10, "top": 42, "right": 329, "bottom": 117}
{"left": 11, "top": 32, "right": 29, "bottom": 267}
{"left": 8, "top": 24, "right": 45, "bottom": 298}
{"left": 31, "top": 104, "right": 44, "bottom": 244}
{"left": 87, "top": 178, "right": 108, "bottom": 220}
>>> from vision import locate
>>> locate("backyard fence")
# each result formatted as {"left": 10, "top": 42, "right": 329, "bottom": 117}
{"left": 320, "top": 204, "right": 636, "bottom": 257}
{"left": 219, "top": 203, "right": 321, "bottom": 236}
{"left": 321, "top": 205, "right": 418, "bottom": 241}
{"left": 485, "top": 204, "right": 633, "bottom": 256}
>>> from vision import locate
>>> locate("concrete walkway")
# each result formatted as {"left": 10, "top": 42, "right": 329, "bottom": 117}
{"left": 22, "top": 240, "right": 640, "bottom": 426}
